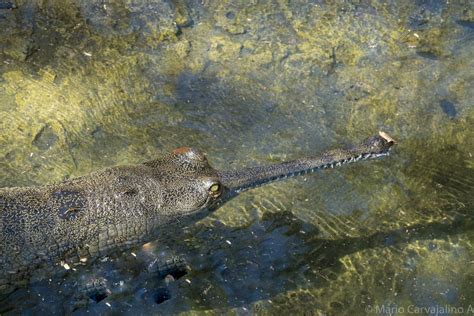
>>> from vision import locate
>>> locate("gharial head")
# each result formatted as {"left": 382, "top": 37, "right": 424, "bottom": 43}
{"left": 147, "top": 132, "right": 395, "bottom": 219}
{"left": 144, "top": 147, "right": 224, "bottom": 215}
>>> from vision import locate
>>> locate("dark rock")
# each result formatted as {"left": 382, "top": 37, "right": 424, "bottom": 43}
{"left": 439, "top": 99, "right": 457, "bottom": 118}
{"left": 153, "top": 287, "right": 171, "bottom": 304}
{"left": 91, "top": 126, "right": 105, "bottom": 139}
{"left": 456, "top": 20, "right": 474, "bottom": 30}
{"left": 89, "top": 291, "right": 108, "bottom": 303}
{"left": 416, "top": 50, "right": 439, "bottom": 60}
{"left": 32, "top": 124, "right": 58, "bottom": 150}
{"left": 4, "top": 151, "right": 15, "bottom": 161}
{"left": 77, "top": 278, "right": 109, "bottom": 303}
{"left": 0, "top": 2, "right": 16, "bottom": 10}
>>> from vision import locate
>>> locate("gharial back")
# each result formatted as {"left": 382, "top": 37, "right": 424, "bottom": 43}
{"left": 1, "top": 184, "right": 86, "bottom": 291}
{"left": 0, "top": 165, "right": 167, "bottom": 294}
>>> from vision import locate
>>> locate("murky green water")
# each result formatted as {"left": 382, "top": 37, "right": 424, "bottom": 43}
{"left": 0, "top": 0, "right": 473, "bottom": 315}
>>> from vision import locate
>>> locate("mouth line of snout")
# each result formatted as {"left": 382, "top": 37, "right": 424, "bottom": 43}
{"left": 217, "top": 133, "right": 395, "bottom": 195}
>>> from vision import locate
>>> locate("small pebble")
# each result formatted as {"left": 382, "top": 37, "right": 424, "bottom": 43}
{"left": 61, "top": 262, "right": 71, "bottom": 270}
{"left": 142, "top": 242, "right": 153, "bottom": 252}
{"left": 164, "top": 275, "right": 175, "bottom": 285}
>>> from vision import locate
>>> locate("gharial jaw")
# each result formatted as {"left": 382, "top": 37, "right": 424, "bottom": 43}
{"left": 215, "top": 131, "right": 396, "bottom": 205}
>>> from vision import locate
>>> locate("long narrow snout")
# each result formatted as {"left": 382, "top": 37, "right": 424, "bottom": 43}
{"left": 218, "top": 131, "right": 396, "bottom": 195}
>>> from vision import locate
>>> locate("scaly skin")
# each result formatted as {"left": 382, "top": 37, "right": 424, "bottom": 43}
{"left": 0, "top": 132, "right": 395, "bottom": 294}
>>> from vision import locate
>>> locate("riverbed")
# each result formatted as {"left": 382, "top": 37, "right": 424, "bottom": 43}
{"left": 0, "top": 1, "right": 473, "bottom": 314}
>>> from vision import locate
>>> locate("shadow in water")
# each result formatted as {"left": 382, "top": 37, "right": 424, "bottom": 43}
{"left": 146, "top": 209, "right": 472, "bottom": 313}
{"left": 0, "top": 208, "right": 471, "bottom": 314}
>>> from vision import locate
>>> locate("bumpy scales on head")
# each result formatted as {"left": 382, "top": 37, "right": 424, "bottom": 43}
{"left": 0, "top": 132, "right": 395, "bottom": 294}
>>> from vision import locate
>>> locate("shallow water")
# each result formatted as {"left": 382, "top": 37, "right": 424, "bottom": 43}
{"left": 0, "top": 0, "right": 473, "bottom": 315}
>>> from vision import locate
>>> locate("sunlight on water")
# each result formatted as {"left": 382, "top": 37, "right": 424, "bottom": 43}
{"left": 0, "top": 0, "right": 472, "bottom": 314}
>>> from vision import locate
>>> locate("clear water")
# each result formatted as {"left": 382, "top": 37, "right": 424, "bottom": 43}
{"left": 0, "top": 1, "right": 473, "bottom": 314}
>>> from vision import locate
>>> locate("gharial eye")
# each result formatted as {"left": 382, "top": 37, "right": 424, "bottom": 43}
{"left": 209, "top": 183, "right": 222, "bottom": 197}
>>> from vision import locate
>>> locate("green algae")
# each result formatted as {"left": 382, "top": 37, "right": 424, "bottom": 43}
{"left": 0, "top": 0, "right": 473, "bottom": 314}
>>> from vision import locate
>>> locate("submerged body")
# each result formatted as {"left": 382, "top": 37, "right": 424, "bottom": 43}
{"left": 0, "top": 132, "right": 395, "bottom": 294}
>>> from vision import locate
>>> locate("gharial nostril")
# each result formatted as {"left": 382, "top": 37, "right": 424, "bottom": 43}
{"left": 378, "top": 131, "right": 396, "bottom": 144}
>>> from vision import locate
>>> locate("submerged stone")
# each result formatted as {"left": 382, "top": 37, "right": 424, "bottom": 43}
{"left": 0, "top": 2, "right": 16, "bottom": 10}
{"left": 439, "top": 99, "right": 457, "bottom": 118}
{"left": 456, "top": 20, "right": 474, "bottom": 30}
{"left": 153, "top": 287, "right": 171, "bottom": 304}
{"left": 32, "top": 124, "right": 58, "bottom": 150}
{"left": 416, "top": 50, "right": 439, "bottom": 60}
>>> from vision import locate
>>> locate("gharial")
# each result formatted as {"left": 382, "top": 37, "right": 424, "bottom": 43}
{"left": 0, "top": 131, "right": 396, "bottom": 294}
